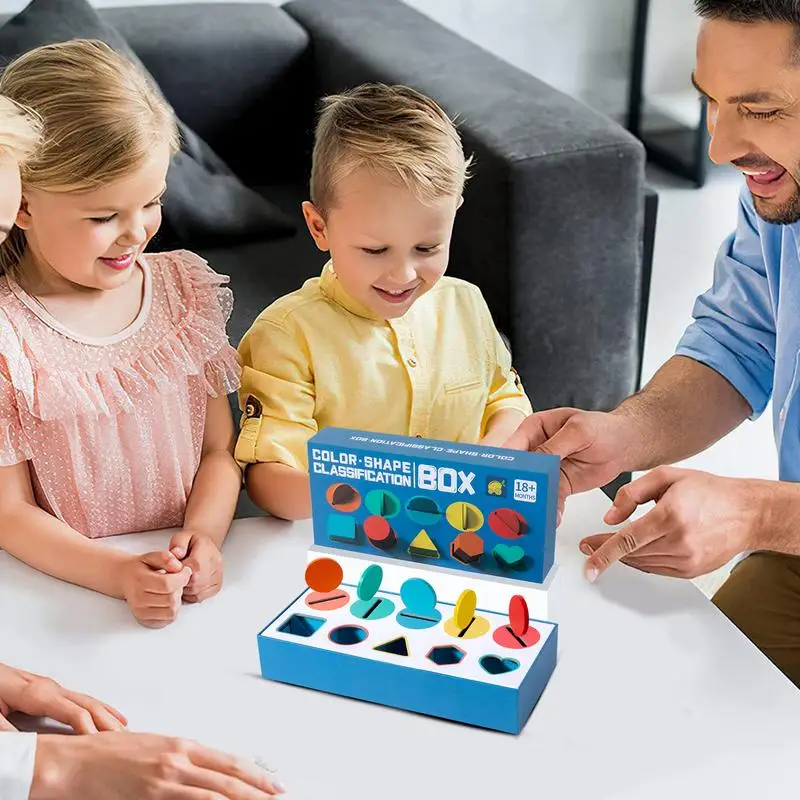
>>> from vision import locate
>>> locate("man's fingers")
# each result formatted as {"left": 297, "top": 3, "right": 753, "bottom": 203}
{"left": 66, "top": 693, "right": 126, "bottom": 731}
{"left": 184, "top": 767, "right": 281, "bottom": 799}
{"left": 504, "top": 408, "right": 579, "bottom": 451}
{"left": 189, "top": 746, "right": 285, "bottom": 797}
{"left": 604, "top": 468, "right": 680, "bottom": 525}
{"left": 0, "top": 712, "right": 17, "bottom": 731}
{"left": 584, "top": 511, "right": 664, "bottom": 582}
{"left": 101, "top": 701, "right": 128, "bottom": 727}
{"left": 580, "top": 533, "right": 676, "bottom": 559}
{"left": 47, "top": 696, "right": 98, "bottom": 733}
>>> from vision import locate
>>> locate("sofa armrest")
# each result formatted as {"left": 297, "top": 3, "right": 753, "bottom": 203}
{"left": 285, "top": 0, "right": 648, "bottom": 412}
{"left": 100, "top": 3, "right": 313, "bottom": 183}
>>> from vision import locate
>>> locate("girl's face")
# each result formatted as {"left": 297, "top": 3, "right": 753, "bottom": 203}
{"left": 16, "top": 142, "right": 171, "bottom": 291}
{"left": 0, "top": 149, "right": 22, "bottom": 244}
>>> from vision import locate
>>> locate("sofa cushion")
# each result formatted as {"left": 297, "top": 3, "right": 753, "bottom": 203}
{"left": 0, "top": 0, "right": 296, "bottom": 247}
{"left": 198, "top": 182, "right": 324, "bottom": 346}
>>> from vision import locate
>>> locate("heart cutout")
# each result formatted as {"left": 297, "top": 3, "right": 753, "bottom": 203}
{"left": 480, "top": 655, "right": 520, "bottom": 675}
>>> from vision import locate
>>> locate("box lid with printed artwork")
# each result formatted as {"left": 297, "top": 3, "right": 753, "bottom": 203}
{"left": 308, "top": 428, "right": 560, "bottom": 585}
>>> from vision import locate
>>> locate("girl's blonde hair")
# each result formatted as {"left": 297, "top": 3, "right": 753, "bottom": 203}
{"left": 0, "top": 38, "right": 180, "bottom": 278}
{"left": 0, "top": 95, "right": 42, "bottom": 164}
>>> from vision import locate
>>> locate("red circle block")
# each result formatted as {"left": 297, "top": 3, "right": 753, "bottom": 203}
{"left": 509, "top": 595, "right": 529, "bottom": 637}
{"left": 489, "top": 508, "right": 528, "bottom": 539}
{"left": 493, "top": 624, "right": 541, "bottom": 650}
{"left": 364, "top": 516, "right": 397, "bottom": 550}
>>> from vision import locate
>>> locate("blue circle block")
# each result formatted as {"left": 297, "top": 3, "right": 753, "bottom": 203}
{"left": 400, "top": 577, "right": 437, "bottom": 613}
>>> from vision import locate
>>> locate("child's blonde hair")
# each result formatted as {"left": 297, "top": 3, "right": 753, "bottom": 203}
{"left": 0, "top": 38, "right": 179, "bottom": 278}
{"left": 310, "top": 83, "right": 472, "bottom": 215}
{"left": 0, "top": 96, "right": 42, "bottom": 164}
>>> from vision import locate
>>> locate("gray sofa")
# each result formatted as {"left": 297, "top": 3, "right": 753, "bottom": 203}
{"left": 91, "top": 0, "right": 654, "bottom": 420}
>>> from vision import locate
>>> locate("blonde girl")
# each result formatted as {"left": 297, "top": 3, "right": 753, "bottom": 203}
{"left": 0, "top": 39, "right": 242, "bottom": 627}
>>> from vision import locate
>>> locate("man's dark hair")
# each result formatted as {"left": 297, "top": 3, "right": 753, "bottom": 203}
{"left": 695, "top": 0, "right": 800, "bottom": 24}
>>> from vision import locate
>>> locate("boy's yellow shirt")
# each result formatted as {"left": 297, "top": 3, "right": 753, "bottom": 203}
{"left": 235, "top": 262, "right": 532, "bottom": 472}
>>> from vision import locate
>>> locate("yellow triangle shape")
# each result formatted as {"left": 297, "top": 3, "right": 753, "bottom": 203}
{"left": 409, "top": 529, "right": 440, "bottom": 558}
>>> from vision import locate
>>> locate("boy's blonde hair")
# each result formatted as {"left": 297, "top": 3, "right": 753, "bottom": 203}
{"left": 310, "top": 83, "right": 472, "bottom": 214}
{"left": 0, "top": 96, "right": 42, "bottom": 164}
{"left": 0, "top": 38, "right": 180, "bottom": 278}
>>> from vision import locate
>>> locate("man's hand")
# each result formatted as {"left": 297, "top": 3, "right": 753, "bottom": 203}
{"left": 579, "top": 467, "right": 763, "bottom": 582}
{"left": 0, "top": 664, "right": 126, "bottom": 733}
{"left": 31, "top": 732, "right": 285, "bottom": 800}
{"left": 504, "top": 408, "right": 636, "bottom": 522}
{"left": 169, "top": 530, "right": 224, "bottom": 603}
{"left": 118, "top": 551, "right": 192, "bottom": 628}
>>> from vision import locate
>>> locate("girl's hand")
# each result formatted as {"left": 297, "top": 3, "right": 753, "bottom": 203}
{"left": 118, "top": 551, "right": 192, "bottom": 628}
{"left": 0, "top": 663, "right": 127, "bottom": 733}
{"left": 169, "top": 530, "right": 224, "bottom": 603}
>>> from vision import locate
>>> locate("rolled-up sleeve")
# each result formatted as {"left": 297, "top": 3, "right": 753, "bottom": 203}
{"left": 235, "top": 317, "right": 317, "bottom": 472}
{"left": 0, "top": 732, "right": 37, "bottom": 800}
{"left": 482, "top": 327, "right": 533, "bottom": 430}
{"left": 675, "top": 189, "right": 776, "bottom": 419}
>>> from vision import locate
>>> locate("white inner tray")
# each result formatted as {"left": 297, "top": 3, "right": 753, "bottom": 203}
{"left": 261, "top": 586, "right": 556, "bottom": 689}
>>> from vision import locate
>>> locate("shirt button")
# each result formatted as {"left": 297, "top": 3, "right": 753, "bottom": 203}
{"left": 407, "top": 357, "right": 418, "bottom": 368}
{"left": 780, "top": 408, "right": 786, "bottom": 421}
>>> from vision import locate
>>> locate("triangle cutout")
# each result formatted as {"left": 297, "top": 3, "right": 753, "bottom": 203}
{"left": 374, "top": 636, "right": 410, "bottom": 657}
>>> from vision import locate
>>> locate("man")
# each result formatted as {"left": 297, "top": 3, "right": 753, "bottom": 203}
{"left": 507, "top": 0, "right": 800, "bottom": 688}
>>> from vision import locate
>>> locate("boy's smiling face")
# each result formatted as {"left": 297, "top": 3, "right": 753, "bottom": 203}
{"left": 302, "top": 167, "right": 460, "bottom": 319}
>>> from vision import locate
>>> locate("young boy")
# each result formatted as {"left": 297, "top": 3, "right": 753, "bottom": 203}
{"left": 235, "top": 83, "right": 532, "bottom": 520}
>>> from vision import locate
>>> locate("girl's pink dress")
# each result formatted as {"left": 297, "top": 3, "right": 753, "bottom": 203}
{"left": 0, "top": 250, "right": 241, "bottom": 538}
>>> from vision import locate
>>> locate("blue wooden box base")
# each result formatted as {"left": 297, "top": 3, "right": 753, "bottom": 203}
{"left": 258, "top": 589, "right": 558, "bottom": 734}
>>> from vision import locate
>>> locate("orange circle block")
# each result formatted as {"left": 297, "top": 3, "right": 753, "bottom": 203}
{"left": 326, "top": 482, "right": 361, "bottom": 512}
{"left": 304, "top": 557, "right": 344, "bottom": 593}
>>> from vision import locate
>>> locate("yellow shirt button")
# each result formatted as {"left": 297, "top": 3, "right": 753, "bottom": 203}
{"left": 407, "top": 357, "right": 418, "bottom": 368}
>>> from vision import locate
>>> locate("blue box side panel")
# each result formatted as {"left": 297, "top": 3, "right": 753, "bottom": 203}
{"left": 258, "top": 635, "right": 530, "bottom": 733}
{"left": 308, "top": 428, "right": 559, "bottom": 584}
{"left": 518, "top": 624, "right": 558, "bottom": 729}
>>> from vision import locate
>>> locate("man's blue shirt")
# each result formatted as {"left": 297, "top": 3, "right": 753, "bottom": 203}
{"left": 677, "top": 185, "right": 800, "bottom": 481}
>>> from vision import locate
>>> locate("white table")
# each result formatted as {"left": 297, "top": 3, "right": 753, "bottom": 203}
{"left": 1, "top": 490, "right": 799, "bottom": 800}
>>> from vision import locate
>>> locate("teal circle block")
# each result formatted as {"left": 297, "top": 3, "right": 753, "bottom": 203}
{"left": 350, "top": 596, "right": 396, "bottom": 621}
{"left": 357, "top": 564, "right": 383, "bottom": 601}
{"left": 405, "top": 496, "right": 442, "bottom": 526}
{"left": 364, "top": 489, "right": 401, "bottom": 519}
{"left": 400, "top": 577, "right": 437, "bottom": 614}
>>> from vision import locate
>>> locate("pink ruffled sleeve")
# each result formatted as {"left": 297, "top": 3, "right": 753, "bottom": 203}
{"left": 164, "top": 250, "right": 241, "bottom": 399}
{"left": 0, "top": 357, "right": 30, "bottom": 467}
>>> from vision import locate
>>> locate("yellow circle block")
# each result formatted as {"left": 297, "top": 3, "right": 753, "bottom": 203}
{"left": 446, "top": 501, "right": 484, "bottom": 532}
{"left": 444, "top": 615, "right": 490, "bottom": 640}
{"left": 454, "top": 589, "right": 477, "bottom": 629}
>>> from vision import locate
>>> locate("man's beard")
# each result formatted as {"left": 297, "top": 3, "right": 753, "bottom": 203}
{"left": 751, "top": 174, "right": 800, "bottom": 224}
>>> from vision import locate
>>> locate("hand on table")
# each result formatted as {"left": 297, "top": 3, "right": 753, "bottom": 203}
{"left": 579, "top": 467, "right": 761, "bottom": 582}
{"left": 169, "top": 530, "right": 224, "bottom": 603}
{"left": 31, "top": 733, "right": 285, "bottom": 800}
{"left": 118, "top": 551, "right": 192, "bottom": 628}
{"left": 504, "top": 408, "right": 635, "bottom": 523}
{"left": 0, "top": 663, "right": 126, "bottom": 733}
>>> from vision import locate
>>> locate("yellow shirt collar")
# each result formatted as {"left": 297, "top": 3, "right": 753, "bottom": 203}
{"left": 319, "top": 261, "right": 387, "bottom": 322}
